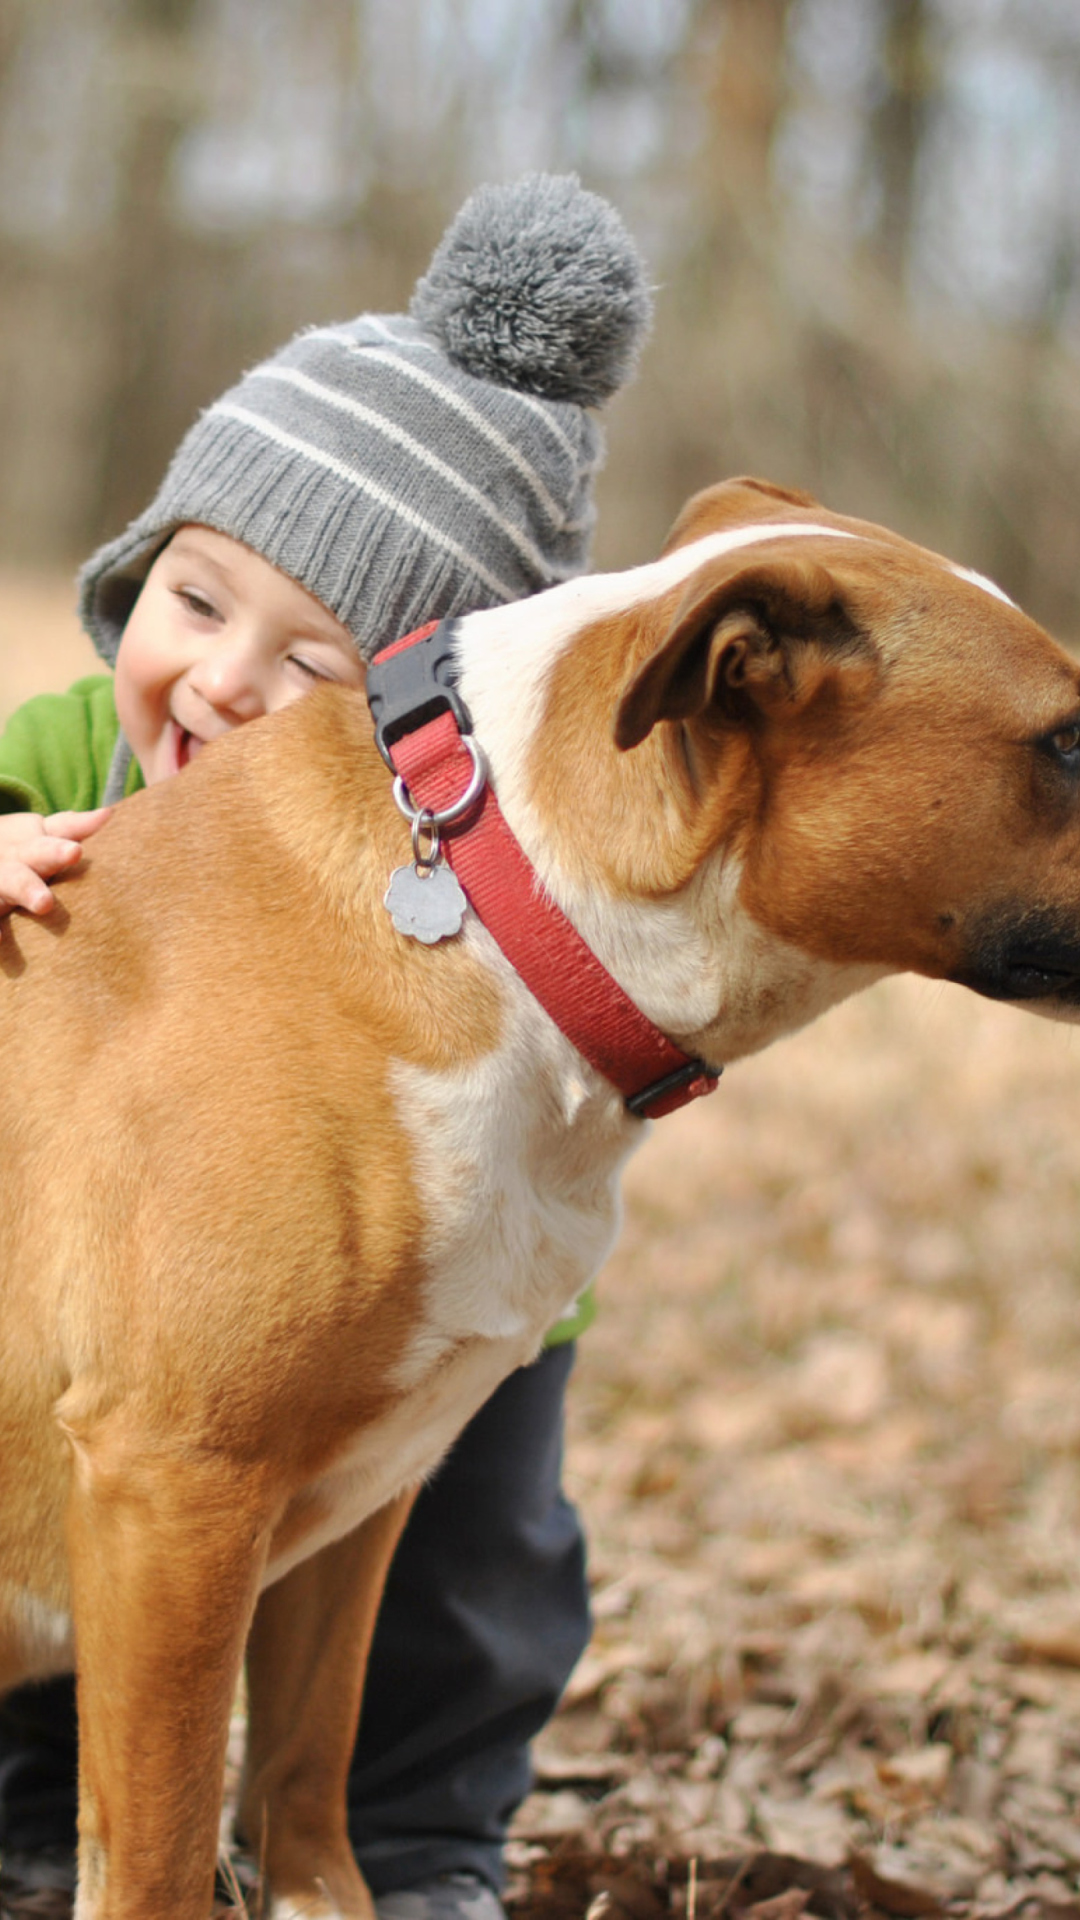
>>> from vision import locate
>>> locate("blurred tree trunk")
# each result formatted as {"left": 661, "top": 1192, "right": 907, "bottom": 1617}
{"left": 869, "top": 0, "right": 934, "bottom": 286}
{"left": 0, "top": 0, "right": 29, "bottom": 82}
{"left": 598, "top": 0, "right": 796, "bottom": 562}
{"left": 88, "top": 0, "right": 203, "bottom": 541}
{"left": 674, "top": 0, "right": 794, "bottom": 310}
{"left": 704, "top": 0, "right": 791, "bottom": 205}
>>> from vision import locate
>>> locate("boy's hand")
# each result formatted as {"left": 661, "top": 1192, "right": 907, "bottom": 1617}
{"left": 0, "top": 807, "right": 113, "bottom": 917}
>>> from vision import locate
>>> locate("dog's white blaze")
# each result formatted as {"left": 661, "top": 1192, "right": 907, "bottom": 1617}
{"left": 949, "top": 561, "right": 1015, "bottom": 607}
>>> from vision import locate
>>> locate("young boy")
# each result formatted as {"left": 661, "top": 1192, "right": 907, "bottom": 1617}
{"left": 0, "top": 173, "right": 652, "bottom": 1920}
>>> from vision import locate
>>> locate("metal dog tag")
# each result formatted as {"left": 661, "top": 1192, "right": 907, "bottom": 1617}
{"left": 384, "top": 861, "right": 467, "bottom": 944}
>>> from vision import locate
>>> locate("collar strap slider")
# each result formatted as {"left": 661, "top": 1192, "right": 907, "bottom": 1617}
{"left": 368, "top": 619, "right": 471, "bottom": 769}
{"left": 626, "top": 1057, "right": 722, "bottom": 1121}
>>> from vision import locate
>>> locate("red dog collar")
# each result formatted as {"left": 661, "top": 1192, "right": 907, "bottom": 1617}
{"left": 367, "top": 621, "right": 721, "bottom": 1122}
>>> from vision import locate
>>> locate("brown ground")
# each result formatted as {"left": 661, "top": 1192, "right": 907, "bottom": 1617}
{"left": 515, "top": 978, "right": 1080, "bottom": 1920}
{"left": 3, "top": 588, "right": 1080, "bottom": 1920}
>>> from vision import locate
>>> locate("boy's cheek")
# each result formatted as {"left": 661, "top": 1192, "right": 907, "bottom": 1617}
{"left": 114, "top": 668, "right": 171, "bottom": 782}
{"left": 113, "top": 675, "right": 150, "bottom": 756}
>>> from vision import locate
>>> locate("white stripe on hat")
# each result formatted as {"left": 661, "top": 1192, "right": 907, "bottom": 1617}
{"left": 211, "top": 402, "right": 522, "bottom": 603}
{"left": 395, "top": 329, "right": 585, "bottom": 469}
{"left": 499, "top": 384, "right": 583, "bottom": 467}
{"left": 251, "top": 363, "right": 553, "bottom": 581}
{"left": 307, "top": 328, "right": 570, "bottom": 531}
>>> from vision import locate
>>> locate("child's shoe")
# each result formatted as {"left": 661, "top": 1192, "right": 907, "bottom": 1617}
{"left": 376, "top": 1870, "right": 507, "bottom": 1920}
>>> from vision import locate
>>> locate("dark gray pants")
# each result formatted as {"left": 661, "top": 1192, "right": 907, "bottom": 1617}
{"left": 0, "top": 1346, "right": 590, "bottom": 1895}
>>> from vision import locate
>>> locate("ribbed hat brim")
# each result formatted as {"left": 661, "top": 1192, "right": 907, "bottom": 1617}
{"left": 79, "top": 316, "right": 602, "bottom": 665}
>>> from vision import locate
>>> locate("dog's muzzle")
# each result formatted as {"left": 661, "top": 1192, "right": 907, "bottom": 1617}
{"left": 950, "top": 905, "right": 1080, "bottom": 1005}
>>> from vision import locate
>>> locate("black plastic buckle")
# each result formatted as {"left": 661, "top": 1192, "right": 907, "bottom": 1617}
{"left": 625, "top": 1057, "right": 722, "bottom": 1120}
{"left": 368, "top": 620, "right": 472, "bottom": 770}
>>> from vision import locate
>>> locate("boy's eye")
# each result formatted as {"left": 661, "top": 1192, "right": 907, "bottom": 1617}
{"left": 289, "top": 655, "right": 332, "bottom": 683}
{"left": 175, "top": 586, "right": 218, "bottom": 619}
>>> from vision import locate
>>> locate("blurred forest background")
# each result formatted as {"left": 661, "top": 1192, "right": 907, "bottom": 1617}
{"left": 2, "top": 0, "right": 1080, "bottom": 639}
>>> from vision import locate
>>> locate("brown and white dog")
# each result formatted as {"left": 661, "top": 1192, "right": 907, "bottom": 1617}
{"left": 4, "top": 476, "right": 1080, "bottom": 1920}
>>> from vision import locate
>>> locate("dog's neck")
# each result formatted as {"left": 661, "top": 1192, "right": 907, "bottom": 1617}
{"left": 453, "top": 535, "right": 888, "bottom": 1066}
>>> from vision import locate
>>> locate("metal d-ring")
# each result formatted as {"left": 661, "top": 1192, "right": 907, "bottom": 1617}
{"left": 392, "top": 735, "right": 488, "bottom": 832}
{"left": 410, "top": 810, "right": 441, "bottom": 870}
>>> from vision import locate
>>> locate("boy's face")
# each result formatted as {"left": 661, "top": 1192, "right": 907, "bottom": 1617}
{"left": 114, "top": 526, "right": 365, "bottom": 786}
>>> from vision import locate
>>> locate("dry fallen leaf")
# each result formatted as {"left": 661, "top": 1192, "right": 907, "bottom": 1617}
{"left": 741, "top": 1891, "right": 809, "bottom": 1920}
{"left": 847, "top": 1852, "right": 945, "bottom": 1917}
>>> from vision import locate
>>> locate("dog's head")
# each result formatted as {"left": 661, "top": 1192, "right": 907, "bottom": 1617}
{"left": 532, "top": 477, "right": 1080, "bottom": 1028}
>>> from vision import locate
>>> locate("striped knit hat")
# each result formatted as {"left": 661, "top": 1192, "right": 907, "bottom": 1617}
{"left": 78, "top": 173, "right": 652, "bottom": 669}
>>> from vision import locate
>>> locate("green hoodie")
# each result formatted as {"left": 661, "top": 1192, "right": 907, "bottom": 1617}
{"left": 0, "top": 676, "right": 143, "bottom": 814}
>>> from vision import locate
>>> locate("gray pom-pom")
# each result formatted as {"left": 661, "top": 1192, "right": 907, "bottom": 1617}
{"left": 410, "top": 173, "right": 653, "bottom": 408}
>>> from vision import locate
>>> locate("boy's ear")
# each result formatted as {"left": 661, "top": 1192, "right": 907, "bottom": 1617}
{"left": 614, "top": 551, "right": 872, "bottom": 749}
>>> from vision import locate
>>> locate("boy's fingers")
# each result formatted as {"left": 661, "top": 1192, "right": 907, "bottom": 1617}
{"left": 0, "top": 841, "right": 84, "bottom": 904}
{"left": 0, "top": 861, "right": 56, "bottom": 916}
{"left": 24, "top": 837, "right": 85, "bottom": 875}
{"left": 0, "top": 809, "right": 112, "bottom": 916}
{"left": 44, "top": 806, "right": 113, "bottom": 841}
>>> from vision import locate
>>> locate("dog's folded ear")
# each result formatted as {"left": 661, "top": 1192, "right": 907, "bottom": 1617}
{"left": 614, "top": 550, "right": 874, "bottom": 749}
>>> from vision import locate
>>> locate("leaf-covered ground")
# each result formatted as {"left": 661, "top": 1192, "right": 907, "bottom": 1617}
{"left": 509, "top": 978, "right": 1080, "bottom": 1920}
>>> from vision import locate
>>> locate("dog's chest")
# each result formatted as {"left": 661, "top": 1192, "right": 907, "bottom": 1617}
{"left": 387, "top": 960, "right": 636, "bottom": 1380}
{"left": 264, "top": 975, "right": 636, "bottom": 1584}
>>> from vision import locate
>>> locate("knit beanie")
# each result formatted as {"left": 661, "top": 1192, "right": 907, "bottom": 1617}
{"left": 78, "top": 173, "right": 652, "bottom": 675}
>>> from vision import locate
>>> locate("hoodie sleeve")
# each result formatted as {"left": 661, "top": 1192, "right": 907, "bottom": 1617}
{"left": 0, "top": 675, "right": 138, "bottom": 813}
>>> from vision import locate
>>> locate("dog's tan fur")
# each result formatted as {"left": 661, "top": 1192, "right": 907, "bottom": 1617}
{"left": 4, "top": 479, "right": 1080, "bottom": 1919}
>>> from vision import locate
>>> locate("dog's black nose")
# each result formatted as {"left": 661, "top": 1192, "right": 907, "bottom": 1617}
{"left": 951, "top": 906, "right": 1080, "bottom": 1005}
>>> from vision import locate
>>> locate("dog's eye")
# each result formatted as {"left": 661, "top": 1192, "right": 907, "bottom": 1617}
{"left": 1050, "top": 723, "right": 1080, "bottom": 759}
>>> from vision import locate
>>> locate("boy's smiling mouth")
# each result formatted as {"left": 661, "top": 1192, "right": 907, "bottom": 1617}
{"left": 173, "top": 722, "right": 205, "bottom": 771}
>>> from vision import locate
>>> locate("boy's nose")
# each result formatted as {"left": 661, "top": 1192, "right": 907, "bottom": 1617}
{"left": 188, "top": 642, "right": 266, "bottom": 723}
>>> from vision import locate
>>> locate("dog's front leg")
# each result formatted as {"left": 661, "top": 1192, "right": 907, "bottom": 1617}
{"left": 238, "top": 1491, "right": 416, "bottom": 1920}
{"left": 63, "top": 1424, "right": 270, "bottom": 1920}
